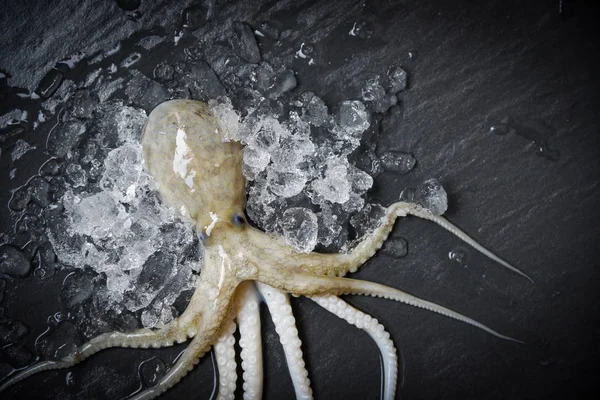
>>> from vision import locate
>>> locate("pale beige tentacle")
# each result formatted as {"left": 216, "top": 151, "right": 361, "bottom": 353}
{"left": 127, "top": 245, "right": 243, "bottom": 400}
{"left": 0, "top": 313, "right": 192, "bottom": 394}
{"left": 257, "top": 282, "right": 313, "bottom": 400}
{"left": 403, "top": 203, "right": 534, "bottom": 283}
{"left": 235, "top": 282, "right": 263, "bottom": 400}
{"left": 1, "top": 245, "right": 242, "bottom": 399}
{"left": 214, "top": 319, "right": 238, "bottom": 400}
{"left": 245, "top": 201, "right": 531, "bottom": 282}
{"left": 128, "top": 331, "right": 211, "bottom": 400}
{"left": 311, "top": 295, "right": 398, "bottom": 400}
{"left": 257, "top": 267, "right": 521, "bottom": 343}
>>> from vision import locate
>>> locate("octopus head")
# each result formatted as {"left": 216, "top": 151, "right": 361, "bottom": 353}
{"left": 141, "top": 99, "right": 247, "bottom": 245}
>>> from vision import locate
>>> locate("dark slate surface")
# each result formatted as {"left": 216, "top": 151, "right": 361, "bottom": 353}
{"left": 1, "top": 0, "right": 599, "bottom": 399}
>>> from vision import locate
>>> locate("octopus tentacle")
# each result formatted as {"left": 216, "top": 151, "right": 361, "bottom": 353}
{"left": 128, "top": 331, "right": 211, "bottom": 400}
{"left": 311, "top": 295, "right": 398, "bottom": 400}
{"left": 257, "top": 267, "right": 521, "bottom": 343}
{"left": 247, "top": 201, "right": 531, "bottom": 282}
{"left": 0, "top": 323, "right": 188, "bottom": 393}
{"left": 214, "top": 319, "right": 238, "bottom": 400}
{"left": 235, "top": 282, "right": 263, "bottom": 400}
{"left": 257, "top": 282, "right": 313, "bottom": 400}
{"left": 404, "top": 203, "right": 534, "bottom": 283}
{"left": 128, "top": 273, "right": 240, "bottom": 399}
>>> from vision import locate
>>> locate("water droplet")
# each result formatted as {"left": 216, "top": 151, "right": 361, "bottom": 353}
{"left": 16, "top": 213, "right": 42, "bottom": 233}
{"left": 382, "top": 237, "right": 408, "bottom": 258}
{"left": 35, "top": 319, "right": 78, "bottom": 360}
{"left": 349, "top": 20, "right": 373, "bottom": 39}
{"left": 138, "top": 357, "right": 166, "bottom": 388}
{"left": 182, "top": 5, "right": 208, "bottom": 30}
{"left": 489, "top": 122, "right": 510, "bottom": 136}
{"left": 0, "top": 245, "right": 32, "bottom": 277}
{"left": 35, "top": 68, "right": 63, "bottom": 99}
{"left": 508, "top": 117, "right": 560, "bottom": 161}
{"left": 122, "top": 52, "right": 142, "bottom": 68}
{"left": 9, "top": 185, "right": 31, "bottom": 211}
{"left": 39, "top": 159, "right": 61, "bottom": 176}
{"left": 491, "top": 117, "right": 560, "bottom": 162}
{"left": 258, "top": 21, "right": 281, "bottom": 40}
{"left": 28, "top": 176, "right": 51, "bottom": 207}
{"left": 448, "top": 247, "right": 470, "bottom": 267}
{"left": 54, "top": 312, "right": 67, "bottom": 323}
{"left": 33, "top": 267, "right": 47, "bottom": 278}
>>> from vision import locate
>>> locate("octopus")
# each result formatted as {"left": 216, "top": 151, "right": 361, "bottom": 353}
{"left": 0, "top": 99, "right": 531, "bottom": 399}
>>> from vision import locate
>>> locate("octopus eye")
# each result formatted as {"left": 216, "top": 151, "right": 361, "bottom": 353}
{"left": 233, "top": 214, "right": 245, "bottom": 226}
{"left": 198, "top": 231, "right": 206, "bottom": 242}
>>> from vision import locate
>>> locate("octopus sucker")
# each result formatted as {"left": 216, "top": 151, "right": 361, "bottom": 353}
{"left": 0, "top": 99, "right": 530, "bottom": 399}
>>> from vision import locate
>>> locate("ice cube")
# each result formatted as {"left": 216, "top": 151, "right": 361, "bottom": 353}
{"left": 28, "top": 176, "right": 51, "bottom": 207}
{"left": 258, "top": 21, "right": 281, "bottom": 40}
{"left": 67, "top": 191, "right": 131, "bottom": 239}
{"left": 335, "top": 100, "right": 370, "bottom": 138}
{"left": 35, "top": 321, "right": 78, "bottom": 360}
{"left": 270, "top": 134, "right": 315, "bottom": 170}
{"left": 11, "top": 139, "right": 35, "bottom": 161}
{"left": 232, "top": 22, "right": 261, "bottom": 64}
{"left": 379, "top": 151, "right": 416, "bottom": 174}
{"left": 115, "top": 106, "right": 147, "bottom": 144}
{"left": 416, "top": 178, "right": 448, "bottom": 215}
{"left": 267, "top": 169, "right": 307, "bottom": 198}
{"left": 347, "top": 164, "right": 373, "bottom": 192}
{"left": 267, "top": 70, "right": 297, "bottom": 99}
{"left": 66, "top": 89, "right": 96, "bottom": 119}
{"left": 47, "top": 120, "right": 87, "bottom": 158}
{"left": 61, "top": 270, "right": 95, "bottom": 308}
{"left": 349, "top": 203, "right": 385, "bottom": 239}
{"left": 362, "top": 77, "right": 386, "bottom": 103}
{"left": 179, "top": 61, "right": 227, "bottom": 101}
{"left": 141, "top": 307, "right": 160, "bottom": 328}
{"left": 66, "top": 164, "right": 88, "bottom": 188}
{"left": 316, "top": 204, "right": 343, "bottom": 248}
{"left": 99, "top": 143, "right": 143, "bottom": 202}
{"left": 209, "top": 97, "right": 242, "bottom": 141}
{"left": 311, "top": 159, "right": 351, "bottom": 204}
{"left": 248, "top": 117, "right": 281, "bottom": 150}
{"left": 301, "top": 92, "right": 330, "bottom": 127}
{"left": 387, "top": 66, "right": 407, "bottom": 94}
{"left": 182, "top": 5, "right": 208, "bottom": 30}
{"left": 280, "top": 207, "right": 318, "bottom": 253}
{"left": 125, "top": 70, "right": 168, "bottom": 110}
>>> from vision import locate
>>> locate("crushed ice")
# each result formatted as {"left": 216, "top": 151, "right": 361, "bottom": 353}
{"left": 0, "top": 21, "right": 443, "bottom": 353}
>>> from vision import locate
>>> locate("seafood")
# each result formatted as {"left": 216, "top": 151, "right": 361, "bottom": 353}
{"left": 0, "top": 99, "right": 530, "bottom": 399}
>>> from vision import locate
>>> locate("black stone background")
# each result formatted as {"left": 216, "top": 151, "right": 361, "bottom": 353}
{"left": 1, "top": 0, "right": 599, "bottom": 399}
